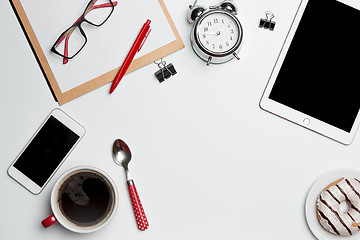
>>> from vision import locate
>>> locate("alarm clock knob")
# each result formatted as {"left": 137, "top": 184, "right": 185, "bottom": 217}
{"left": 219, "top": 0, "right": 237, "bottom": 15}
{"left": 188, "top": 5, "right": 207, "bottom": 23}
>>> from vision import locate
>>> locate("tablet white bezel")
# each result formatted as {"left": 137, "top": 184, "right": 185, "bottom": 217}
{"left": 260, "top": 0, "right": 360, "bottom": 145}
{"left": 7, "top": 108, "right": 85, "bottom": 194}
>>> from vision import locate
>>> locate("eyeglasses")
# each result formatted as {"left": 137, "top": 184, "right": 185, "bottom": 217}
{"left": 51, "top": 0, "right": 118, "bottom": 64}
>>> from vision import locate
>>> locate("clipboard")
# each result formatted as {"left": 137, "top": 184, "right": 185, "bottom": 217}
{"left": 10, "top": 0, "right": 184, "bottom": 105}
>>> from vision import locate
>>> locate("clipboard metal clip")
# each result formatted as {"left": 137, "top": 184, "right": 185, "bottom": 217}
{"left": 259, "top": 11, "right": 276, "bottom": 31}
{"left": 154, "top": 58, "right": 177, "bottom": 83}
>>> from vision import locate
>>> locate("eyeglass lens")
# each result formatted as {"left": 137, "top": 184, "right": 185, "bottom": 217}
{"left": 84, "top": 0, "right": 114, "bottom": 26}
{"left": 52, "top": 0, "right": 114, "bottom": 59}
{"left": 54, "top": 26, "right": 86, "bottom": 59}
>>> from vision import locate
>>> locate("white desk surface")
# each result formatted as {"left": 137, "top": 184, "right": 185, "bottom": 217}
{"left": 1, "top": 0, "right": 360, "bottom": 239}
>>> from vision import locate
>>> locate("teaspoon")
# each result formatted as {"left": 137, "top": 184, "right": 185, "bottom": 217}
{"left": 112, "top": 139, "right": 149, "bottom": 231}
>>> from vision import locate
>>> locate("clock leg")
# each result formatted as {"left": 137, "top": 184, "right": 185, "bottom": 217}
{"left": 233, "top": 52, "right": 240, "bottom": 60}
{"left": 206, "top": 56, "right": 212, "bottom": 66}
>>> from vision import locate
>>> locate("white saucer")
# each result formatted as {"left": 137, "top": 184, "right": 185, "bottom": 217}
{"left": 305, "top": 169, "right": 360, "bottom": 240}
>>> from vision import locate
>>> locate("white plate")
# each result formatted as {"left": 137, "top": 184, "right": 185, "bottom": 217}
{"left": 305, "top": 169, "right": 360, "bottom": 240}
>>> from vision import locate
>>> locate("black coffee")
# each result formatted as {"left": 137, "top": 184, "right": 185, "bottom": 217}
{"left": 57, "top": 170, "right": 114, "bottom": 227}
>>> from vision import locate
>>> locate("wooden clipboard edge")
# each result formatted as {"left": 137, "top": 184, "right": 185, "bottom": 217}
{"left": 58, "top": 0, "right": 184, "bottom": 105}
{"left": 9, "top": 0, "right": 62, "bottom": 103}
{"left": 10, "top": 0, "right": 184, "bottom": 105}
{"left": 62, "top": 38, "right": 184, "bottom": 101}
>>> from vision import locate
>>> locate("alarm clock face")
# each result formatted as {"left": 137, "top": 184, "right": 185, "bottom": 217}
{"left": 195, "top": 10, "right": 242, "bottom": 56}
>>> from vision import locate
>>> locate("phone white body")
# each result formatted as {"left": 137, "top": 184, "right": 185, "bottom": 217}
{"left": 8, "top": 109, "right": 85, "bottom": 194}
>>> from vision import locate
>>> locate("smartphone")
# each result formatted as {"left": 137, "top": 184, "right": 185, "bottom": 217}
{"left": 8, "top": 109, "right": 85, "bottom": 194}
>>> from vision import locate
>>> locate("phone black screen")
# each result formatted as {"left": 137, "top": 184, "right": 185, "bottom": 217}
{"left": 13, "top": 116, "right": 80, "bottom": 187}
{"left": 269, "top": 0, "right": 360, "bottom": 132}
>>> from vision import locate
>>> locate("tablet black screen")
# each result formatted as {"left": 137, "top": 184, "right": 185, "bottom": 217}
{"left": 269, "top": 0, "right": 360, "bottom": 132}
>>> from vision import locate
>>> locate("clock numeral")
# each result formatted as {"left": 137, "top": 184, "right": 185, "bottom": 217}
{"left": 212, "top": 44, "right": 215, "bottom": 50}
{"left": 230, "top": 29, "right": 234, "bottom": 34}
{"left": 207, "top": 21, "right": 212, "bottom": 26}
{"left": 230, "top": 36, "right": 233, "bottom": 41}
{"left": 226, "top": 42, "right": 229, "bottom": 46}
{"left": 222, "top": 19, "right": 225, "bottom": 24}
{"left": 204, "top": 27, "right": 208, "bottom": 32}
{"left": 228, "top": 23, "right": 231, "bottom": 28}
{"left": 219, "top": 44, "right": 223, "bottom": 50}
{"left": 214, "top": 18, "right": 219, "bottom": 24}
{"left": 206, "top": 40, "right": 209, "bottom": 45}
{"left": 202, "top": 34, "right": 206, "bottom": 39}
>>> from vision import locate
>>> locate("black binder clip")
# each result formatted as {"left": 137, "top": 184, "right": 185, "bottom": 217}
{"left": 259, "top": 11, "right": 276, "bottom": 31}
{"left": 154, "top": 58, "right": 177, "bottom": 83}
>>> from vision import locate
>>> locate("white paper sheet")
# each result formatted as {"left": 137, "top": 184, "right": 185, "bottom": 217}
{"left": 20, "top": 0, "right": 176, "bottom": 92}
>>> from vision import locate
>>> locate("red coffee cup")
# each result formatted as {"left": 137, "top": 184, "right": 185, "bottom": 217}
{"left": 42, "top": 166, "right": 118, "bottom": 233}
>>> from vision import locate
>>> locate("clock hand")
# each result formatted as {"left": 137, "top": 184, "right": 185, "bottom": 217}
{"left": 204, "top": 26, "right": 231, "bottom": 36}
{"left": 204, "top": 31, "right": 221, "bottom": 35}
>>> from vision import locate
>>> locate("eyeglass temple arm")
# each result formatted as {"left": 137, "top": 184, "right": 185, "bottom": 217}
{"left": 85, "top": 1, "right": 118, "bottom": 15}
{"left": 63, "top": 36, "right": 70, "bottom": 64}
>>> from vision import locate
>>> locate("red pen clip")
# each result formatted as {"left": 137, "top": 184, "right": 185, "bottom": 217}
{"left": 138, "top": 28, "right": 151, "bottom": 52}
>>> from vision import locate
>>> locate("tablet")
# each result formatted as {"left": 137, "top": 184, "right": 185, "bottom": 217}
{"left": 260, "top": 0, "right": 360, "bottom": 145}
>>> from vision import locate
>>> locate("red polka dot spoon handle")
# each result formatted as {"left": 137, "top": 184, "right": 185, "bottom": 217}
{"left": 128, "top": 180, "right": 149, "bottom": 231}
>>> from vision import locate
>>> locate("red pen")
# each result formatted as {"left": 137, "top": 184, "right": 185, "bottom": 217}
{"left": 109, "top": 19, "right": 151, "bottom": 94}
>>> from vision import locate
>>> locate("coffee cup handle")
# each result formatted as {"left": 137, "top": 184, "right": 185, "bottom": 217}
{"left": 41, "top": 214, "right": 57, "bottom": 228}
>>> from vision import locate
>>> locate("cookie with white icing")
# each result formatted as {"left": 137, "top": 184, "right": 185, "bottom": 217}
{"left": 317, "top": 178, "right": 360, "bottom": 236}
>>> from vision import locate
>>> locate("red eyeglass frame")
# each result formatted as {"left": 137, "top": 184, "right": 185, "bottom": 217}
{"left": 51, "top": 0, "right": 118, "bottom": 64}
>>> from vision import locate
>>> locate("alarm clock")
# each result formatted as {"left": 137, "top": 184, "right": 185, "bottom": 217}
{"left": 188, "top": 0, "right": 243, "bottom": 65}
